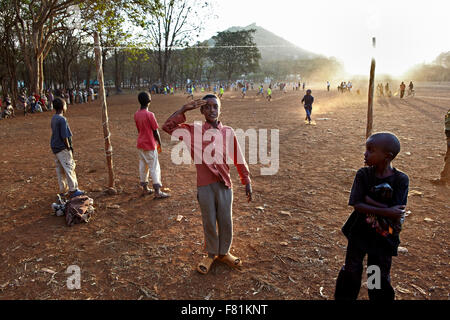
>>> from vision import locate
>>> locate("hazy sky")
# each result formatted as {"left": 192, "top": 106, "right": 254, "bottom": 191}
{"left": 200, "top": 0, "right": 450, "bottom": 76}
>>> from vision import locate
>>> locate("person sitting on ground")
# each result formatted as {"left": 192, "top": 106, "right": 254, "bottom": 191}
{"left": 134, "top": 92, "right": 170, "bottom": 199}
{"left": 1, "top": 97, "right": 15, "bottom": 119}
{"left": 162, "top": 94, "right": 252, "bottom": 275}
{"left": 30, "top": 96, "right": 43, "bottom": 113}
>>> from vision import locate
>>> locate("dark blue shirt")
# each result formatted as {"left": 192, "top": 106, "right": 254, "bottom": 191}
{"left": 50, "top": 114, "right": 72, "bottom": 154}
{"left": 301, "top": 95, "right": 314, "bottom": 107}
{"left": 343, "top": 166, "right": 409, "bottom": 256}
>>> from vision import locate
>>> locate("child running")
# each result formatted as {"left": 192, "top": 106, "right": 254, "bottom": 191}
{"left": 301, "top": 89, "right": 314, "bottom": 124}
{"left": 266, "top": 86, "right": 272, "bottom": 101}
{"left": 162, "top": 94, "right": 252, "bottom": 274}
{"left": 134, "top": 92, "right": 170, "bottom": 199}
{"left": 335, "top": 132, "right": 409, "bottom": 301}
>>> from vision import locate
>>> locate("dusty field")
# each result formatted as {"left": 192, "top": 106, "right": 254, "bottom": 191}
{"left": 0, "top": 85, "right": 448, "bottom": 300}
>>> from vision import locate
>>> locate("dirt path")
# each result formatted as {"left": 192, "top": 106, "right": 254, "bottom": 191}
{"left": 0, "top": 87, "right": 448, "bottom": 300}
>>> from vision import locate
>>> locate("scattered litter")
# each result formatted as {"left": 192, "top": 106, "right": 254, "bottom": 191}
{"left": 176, "top": 215, "right": 183, "bottom": 222}
{"left": 317, "top": 118, "right": 331, "bottom": 121}
{"left": 398, "top": 247, "right": 408, "bottom": 254}
{"left": 255, "top": 206, "right": 265, "bottom": 211}
{"left": 204, "top": 291, "right": 213, "bottom": 300}
{"left": 405, "top": 210, "right": 412, "bottom": 217}
{"left": 411, "top": 284, "right": 427, "bottom": 296}
{"left": 408, "top": 190, "right": 423, "bottom": 197}
{"left": 41, "top": 268, "right": 56, "bottom": 274}
{"left": 319, "top": 286, "right": 328, "bottom": 298}
{"left": 140, "top": 233, "right": 151, "bottom": 239}
{"left": 280, "top": 242, "right": 288, "bottom": 246}
{"left": 405, "top": 152, "right": 411, "bottom": 156}
{"left": 288, "top": 276, "right": 297, "bottom": 283}
{"left": 396, "top": 286, "right": 412, "bottom": 294}
{"left": 107, "top": 205, "right": 120, "bottom": 209}
{"left": 279, "top": 211, "right": 291, "bottom": 217}
{"left": 424, "top": 218, "right": 434, "bottom": 222}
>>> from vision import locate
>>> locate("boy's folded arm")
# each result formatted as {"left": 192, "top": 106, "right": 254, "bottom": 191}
{"left": 353, "top": 202, "right": 404, "bottom": 220}
{"left": 364, "top": 195, "right": 388, "bottom": 208}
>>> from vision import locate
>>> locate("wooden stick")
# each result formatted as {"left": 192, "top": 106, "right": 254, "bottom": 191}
{"left": 366, "top": 37, "right": 376, "bottom": 139}
{"left": 93, "top": 31, "right": 116, "bottom": 192}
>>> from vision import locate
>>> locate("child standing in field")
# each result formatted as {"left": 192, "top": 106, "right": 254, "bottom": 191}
{"left": 335, "top": 132, "right": 409, "bottom": 301}
{"left": 301, "top": 89, "right": 314, "bottom": 124}
{"left": 218, "top": 86, "right": 224, "bottom": 98}
{"left": 187, "top": 86, "right": 194, "bottom": 100}
{"left": 266, "top": 86, "right": 272, "bottom": 101}
{"left": 241, "top": 86, "right": 246, "bottom": 98}
{"left": 134, "top": 92, "right": 170, "bottom": 199}
{"left": 50, "top": 97, "right": 84, "bottom": 198}
{"left": 162, "top": 94, "right": 252, "bottom": 274}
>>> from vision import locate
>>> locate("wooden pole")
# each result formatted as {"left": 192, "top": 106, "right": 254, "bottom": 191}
{"left": 366, "top": 37, "right": 376, "bottom": 139}
{"left": 93, "top": 31, "right": 116, "bottom": 193}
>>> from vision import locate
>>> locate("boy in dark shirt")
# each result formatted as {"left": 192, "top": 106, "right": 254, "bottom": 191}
{"left": 50, "top": 97, "right": 84, "bottom": 198}
{"left": 301, "top": 89, "right": 314, "bottom": 124}
{"left": 335, "top": 132, "right": 409, "bottom": 301}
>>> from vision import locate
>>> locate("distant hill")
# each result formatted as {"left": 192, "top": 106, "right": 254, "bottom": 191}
{"left": 207, "top": 23, "right": 319, "bottom": 62}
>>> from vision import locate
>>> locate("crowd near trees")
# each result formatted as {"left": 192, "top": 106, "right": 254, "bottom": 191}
{"left": 0, "top": 0, "right": 347, "bottom": 106}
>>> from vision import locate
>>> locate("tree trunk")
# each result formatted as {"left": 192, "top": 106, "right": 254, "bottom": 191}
{"left": 366, "top": 58, "right": 376, "bottom": 139}
{"left": 94, "top": 31, "right": 116, "bottom": 193}
{"left": 114, "top": 48, "right": 121, "bottom": 93}
{"left": 39, "top": 55, "right": 44, "bottom": 93}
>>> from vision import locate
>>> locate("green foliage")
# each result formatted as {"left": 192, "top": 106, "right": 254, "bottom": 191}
{"left": 209, "top": 29, "right": 261, "bottom": 81}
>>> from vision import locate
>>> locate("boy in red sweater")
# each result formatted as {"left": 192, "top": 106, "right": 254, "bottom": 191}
{"left": 163, "top": 94, "right": 252, "bottom": 274}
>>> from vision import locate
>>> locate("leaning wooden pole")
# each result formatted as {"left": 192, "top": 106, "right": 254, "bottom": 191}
{"left": 366, "top": 37, "right": 376, "bottom": 139}
{"left": 93, "top": 31, "right": 116, "bottom": 193}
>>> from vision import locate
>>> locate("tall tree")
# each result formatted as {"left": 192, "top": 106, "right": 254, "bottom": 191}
{"left": 0, "top": 0, "right": 19, "bottom": 105}
{"left": 209, "top": 29, "right": 261, "bottom": 81}
{"left": 145, "top": 0, "right": 210, "bottom": 85}
{"left": 13, "top": 0, "right": 79, "bottom": 94}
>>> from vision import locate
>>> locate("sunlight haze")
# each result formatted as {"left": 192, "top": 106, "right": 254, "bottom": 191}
{"left": 202, "top": 0, "right": 450, "bottom": 77}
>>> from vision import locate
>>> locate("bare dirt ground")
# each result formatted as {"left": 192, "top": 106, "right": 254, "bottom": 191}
{"left": 0, "top": 84, "right": 448, "bottom": 300}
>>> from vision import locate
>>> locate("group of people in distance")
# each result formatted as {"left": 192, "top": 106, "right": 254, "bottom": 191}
{"left": 399, "top": 81, "right": 414, "bottom": 99}
{"left": 338, "top": 81, "right": 353, "bottom": 93}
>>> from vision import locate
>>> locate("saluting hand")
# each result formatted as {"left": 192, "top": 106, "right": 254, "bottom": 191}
{"left": 182, "top": 99, "right": 206, "bottom": 112}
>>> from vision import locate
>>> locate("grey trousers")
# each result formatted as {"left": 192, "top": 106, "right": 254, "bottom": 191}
{"left": 197, "top": 182, "right": 233, "bottom": 256}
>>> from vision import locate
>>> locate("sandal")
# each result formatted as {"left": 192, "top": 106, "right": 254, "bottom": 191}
{"left": 142, "top": 188, "right": 154, "bottom": 196}
{"left": 218, "top": 253, "right": 242, "bottom": 268}
{"left": 197, "top": 256, "right": 216, "bottom": 274}
{"left": 154, "top": 191, "right": 170, "bottom": 200}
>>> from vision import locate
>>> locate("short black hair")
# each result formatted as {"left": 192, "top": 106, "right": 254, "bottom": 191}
{"left": 201, "top": 94, "right": 221, "bottom": 111}
{"left": 202, "top": 94, "right": 221, "bottom": 105}
{"left": 368, "top": 132, "right": 401, "bottom": 160}
{"left": 138, "top": 91, "right": 151, "bottom": 107}
{"left": 53, "top": 97, "right": 66, "bottom": 111}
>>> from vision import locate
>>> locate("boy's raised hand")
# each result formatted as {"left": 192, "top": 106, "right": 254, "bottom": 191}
{"left": 182, "top": 99, "right": 206, "bottom": 112}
